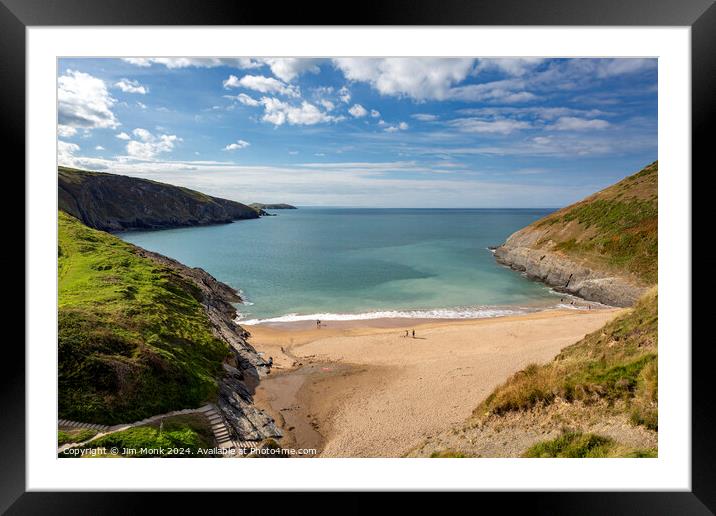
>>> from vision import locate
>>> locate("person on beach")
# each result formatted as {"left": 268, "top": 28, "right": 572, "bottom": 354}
{"left": 405, "top": 330, "right": 409, "bottom": 338}
{"left": 412, "top": 329, "right": 415, "bottom": 338}
{"left": 316, "top": 319, "right": 321, "bottom": 328}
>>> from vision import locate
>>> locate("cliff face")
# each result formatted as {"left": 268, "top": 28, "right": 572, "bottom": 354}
{"left": 494, "top": 161, "right": 657, "bottom": 307}
{"left": 59, "top": 167, "right": 260, "bottom": 232}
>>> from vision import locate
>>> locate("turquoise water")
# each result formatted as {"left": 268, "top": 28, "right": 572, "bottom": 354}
{"left": 120, "top": 208, "right": 565, "bottom": 323}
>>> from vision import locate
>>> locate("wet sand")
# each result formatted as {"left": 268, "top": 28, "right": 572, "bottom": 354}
{"left": 249, "top": 308, "right": 622, "bottom": 457}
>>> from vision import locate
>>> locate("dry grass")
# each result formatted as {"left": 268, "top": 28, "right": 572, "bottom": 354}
{"left": 475, "top": 288, "right": 657, "bottom": 431}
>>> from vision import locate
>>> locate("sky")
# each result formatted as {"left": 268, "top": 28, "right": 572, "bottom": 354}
{"left": 57, "top": 57, "right": 657, "bottom": 208}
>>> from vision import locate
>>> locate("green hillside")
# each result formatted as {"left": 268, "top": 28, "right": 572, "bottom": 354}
{"left": 532, "top": 161, "right": 658, "bottom": 284}
{"left": 58, "top": 211, "right": 229, "bottom": 424}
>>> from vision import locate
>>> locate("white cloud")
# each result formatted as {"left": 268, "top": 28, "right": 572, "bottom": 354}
{"left": 370, "top": 109, "right": 381, "bottom": 118}
{"left": 116, "top": 132, "right": 131, "bottom": 140}
{"left": 58, "top": 69, "right": 119, "bottom": 130}
{"left": 449, "top": 117, "right": 532, "bottom": 134}
{"left": 595, "top": 59, "right": 656, "bottom": 78}
{"left": 333, "top": 58, "right": 475, "bottom": 100}
{"left": 383, "top": 121, "right": 409, "bottom": 133}
{"left": 114, "top": 78, "right": 148, "bottom": 94}
{"left": 58, "top": 140, "right": 80, "bottom": 165}
{"left": 448, "top": 79, "right": 537, "bottom": 103}
{"left": 411, "top": 113, "right": 438, "bottom": 122}
{"left": 225, "top": 93, "right": 260, "bottom": 107}
{"left": 122, "top": 58, "right": 153, "bottom": 67}
{"left": 259, "top": 97, "right": 342, "bottom": 126}
{"left": 319, "top": 99, "right": 335, "bottom": 111}
{"left": 459, "top": 106, "right": 609, "bottom": 121}
{"left": 222, "top": 75, "right": 241, "bottom": 88}
{"left": 122, "top": 57, "right": 263, "bottom": 69}
{"left": 348, "top": 104, "right": 368, "bottom": 118}
{"left": 261, "top": 58, "right": 322, "bottom": 82}
{"left": 58, "top": 125, "right": 77, "bottom": 137}
{"left": 224, "top": 139, "right": 251, "bottom": 151}
{"left": 124, "top": 128, "right": 180, "bottom": 159}
{"left": 338, "top": 86, "right": 351, "bottom": 103}
{"left": 95, "top": 145, "right": 105, "bottom": 151}
{"left": 474, "top": 58, "right": 545, "bottom": 76}
{"left": 224, "top": 74, "right": 299, "bottom": 97}
{"left": 550, "top": 117, "right": 610, "bottom": 131}
{"left": 132, "top": 128, "right": 153, "bottom": 142}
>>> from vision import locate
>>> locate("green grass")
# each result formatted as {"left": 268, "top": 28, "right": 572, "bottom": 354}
{"left": 477, "top": 288, "right": 657, "bottom": 431}
{"left": 535, "top": 161, "right": 657, "bottom": 284}
{"left": 58, "top": 211, "right": 229, "bottom": 424}
{"left": 555, "top": 198, "right": 657, "bottom": 283}
{"left": 524, "top": 431, "right": 656, "bottom": 458}
{"left": 58, "top": 428, "right": 98, "bottom": 446}
{"left": 63, "top": 415, "right": 216, "bottom": 458}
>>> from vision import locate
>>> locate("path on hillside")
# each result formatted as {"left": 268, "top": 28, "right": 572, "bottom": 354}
{"left": 58, "top": 404, "right": 255, "bottom": 457}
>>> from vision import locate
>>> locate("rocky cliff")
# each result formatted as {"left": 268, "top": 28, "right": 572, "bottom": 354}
{"left": 59, "top": 166, "right": 260, "bottom": 232}
{"left": 135, "top": 248, "right": 282, "bottom": 441}
{"left": 494, "top": 161, "right": 657, "bottom": 307}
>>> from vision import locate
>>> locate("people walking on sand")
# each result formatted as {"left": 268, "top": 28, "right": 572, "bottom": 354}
{"left": 316, "top": 319, "right": 321, "bottom": 328}
{"left": 412, "top": 329, "right": 416, "bottom": 338}
{"left": 405, "top": 330, "right": 409, "bottom": 338}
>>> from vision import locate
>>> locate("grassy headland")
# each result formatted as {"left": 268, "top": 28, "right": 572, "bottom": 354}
{"left": 58, "top": 166, "right": 260, "bottom": 231}
{"left": 533, "top": 161, "right": 658, "bottom": 284}
{"left": 58, "top": 211, "right": 229, "bottom": 424}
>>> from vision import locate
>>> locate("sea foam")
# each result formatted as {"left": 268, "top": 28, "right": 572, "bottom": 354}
{"left": 237, "top": 305, "right": 532, "bottom": 325}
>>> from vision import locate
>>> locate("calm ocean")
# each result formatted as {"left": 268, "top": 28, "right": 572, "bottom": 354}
{"left": 120, "top": 208, "right": 567, "bottom": 323}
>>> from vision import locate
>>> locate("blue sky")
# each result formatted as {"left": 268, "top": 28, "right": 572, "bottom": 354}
{"left": 57, "top": 57, "right": 657, "bottom": 207}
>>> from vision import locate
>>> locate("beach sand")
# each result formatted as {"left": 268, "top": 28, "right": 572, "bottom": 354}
{"left": 248, "top": 308, "right": 622, "bottom": 457}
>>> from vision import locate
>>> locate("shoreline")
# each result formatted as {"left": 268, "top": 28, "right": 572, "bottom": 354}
{"left": 239, "top": 294, "right": 602, "bottom": 329}
{"left": 249, "top": 306, "right": 622, "bottom": 457}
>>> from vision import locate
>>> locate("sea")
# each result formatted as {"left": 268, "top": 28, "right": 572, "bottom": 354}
{"left": 120, "top": 207, "right": 574, "bottom": 324}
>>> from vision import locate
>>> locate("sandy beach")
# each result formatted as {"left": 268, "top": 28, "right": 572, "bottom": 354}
{"left": 247, "top": 308, "right": 622, "bottom": 457}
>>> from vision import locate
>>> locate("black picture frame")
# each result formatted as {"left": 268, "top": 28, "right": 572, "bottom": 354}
{"left": 5, "top": 0, "right": 712, "bottom": 512}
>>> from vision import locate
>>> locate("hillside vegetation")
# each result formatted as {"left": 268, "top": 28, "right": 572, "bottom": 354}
{"left": 532, "top": 161, "right": 658, "bottom": 284}
{"left": 59, "top": 166, "right": 260, "bottom": 232}
{"left": 412, "top": 288, "right": 658, "bottom": 457}
{"left": 58, "top": 211, "right": 230, "bottom": 424}
{"left": 478, "top": 288, "right": 658, "bottom": 430}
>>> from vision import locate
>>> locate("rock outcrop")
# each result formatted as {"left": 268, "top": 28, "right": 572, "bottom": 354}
{"left": 494, "top": 241, "right": 646, "bottom": 307}
{"left": 137, "top": 248, "right": 282, "bottom": 441}
{"left": 59, "top": 166, "right": 260, "bottom": 232}
{"left": 493, "top": 161, "right": 657, "bottom": 307}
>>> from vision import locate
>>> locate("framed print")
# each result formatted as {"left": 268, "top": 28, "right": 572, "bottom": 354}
{"left": 5, "top": 0, "right": 714, "bottom": 512}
